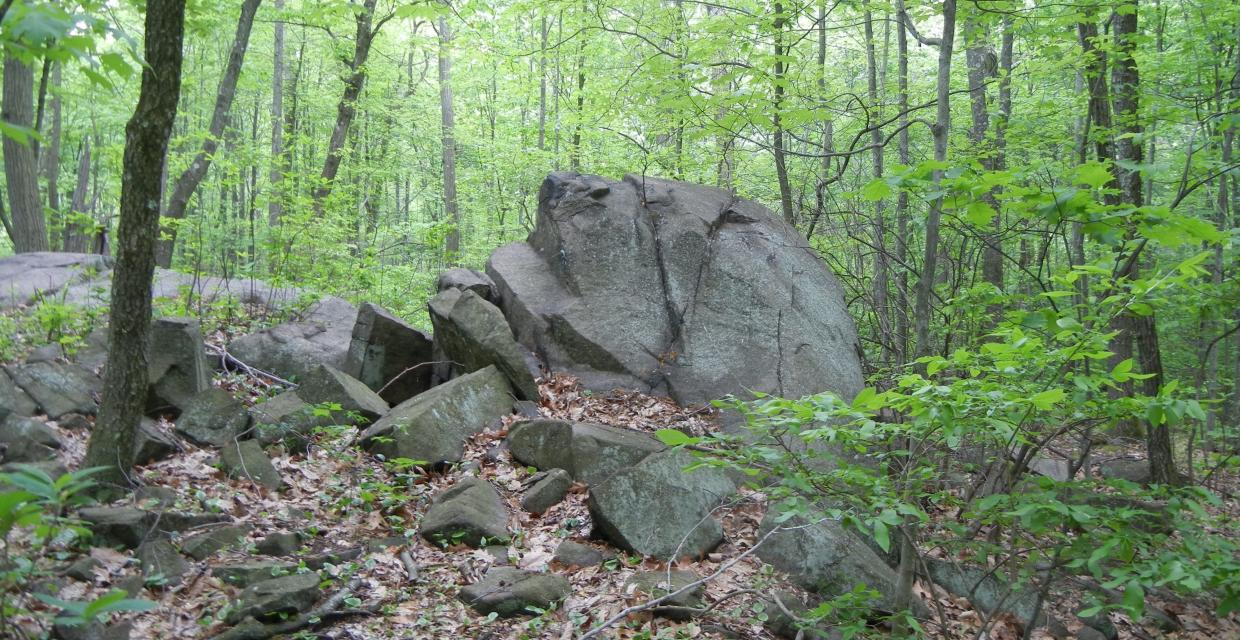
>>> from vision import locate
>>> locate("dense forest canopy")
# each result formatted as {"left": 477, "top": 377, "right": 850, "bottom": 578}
{"left": 0, "top": 0, "right": 1238, "bottom": 637}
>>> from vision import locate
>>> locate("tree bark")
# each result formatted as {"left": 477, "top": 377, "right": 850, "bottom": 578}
{"left": 156, "top": 0, "right": 262, "bottom": 267}
{"left": 268, "top": 0, "right": 285, "bottom": 227}
{"left": 314, "top": 0, "right": 380, "bottom": 210}
{"left": 82, "top": 0, "right": 187, "bottom": 489}
{"left": 894, "top": 0, "right": 911, "bottom": 366}
{"left": 3, "top": 53, "right": 49, "bottom": 252}
{"left": 772, "top": 2, "right": 794, "bottom": 227}
{"left": 44, "top": 62, "right": 62, "bottom": 250}
{"left": 439, "top": 15, "right": 460, "bottom": 259}
{"left": 964, "top": 14, "right": 1002, "bottom": 290}
{"left": 65, "top": 140, "right": 92, "bottom": 253}
{"left": 863, "top": 1, "right": 892, "bottom": 364}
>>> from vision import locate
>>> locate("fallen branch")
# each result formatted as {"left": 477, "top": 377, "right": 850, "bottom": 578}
{"left": 208, "top": 343, "right": 297, "bottom": 388}
{"left": 208, "top": 576, "right": 369, "bottom": 640}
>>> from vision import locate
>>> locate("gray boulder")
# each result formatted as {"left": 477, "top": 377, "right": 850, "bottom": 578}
{"left": 588, "top": 449, "right": 734, "bottom": 560}
{"left": 486, "top": 172, "right": 864, "bottom": 405}
{"left": 0, "top": 252, "right": 110, "bottom": 308}
{"left": 923, "top": 558, "right": 1042, "bottom": 627}
{"left": 506, "top": 419, "right": 665, "bottom": 487}
{"left": 174, "top": 388, "right": 248, "bottom": 447}
{"left": 213, "top": 561, "right": 298, "bottom": 588}
{"left": 360, "top": 366, "right": 513, "bottom": 466}
{"left": 420, "top": 477, "right": 509, "bottom": 547}
{"left": 756, "top": 511, "right": 927, "bottom": 617}
{"left": 255, "top": 532, "right": 303, "bottom": 557}
{"left": 78, "top": 507, "right": 156, "bottom": 549}
{"left": 0, "top": 368, "right": 38, "bottom": 419}
{"left": 137, "top": 538, "right": 190, "bottom": 587}
{"left": 458, "top": 567, "right": 570, "bottom": 617}
{"left": 1099, "top": 458, "right": 1151, "bottom": 485}
{"left": 224, "top": 572, "right": 321, "bottom": 624}
{"left": 133, "top": 418, "right": 181, "bottom": 464}
{"left": 429, "top": 289, "right": 540, "bottom": 401}
{"left": 5, "top": 361, "right": 100, "bottom": 418}
{"left": 294, "top": 364, "right": 389, "bottom": 423}
{"left": 221, "top": 440, "right": 282, "bottom": 490}
{"left": 437, "top": 267, "right": 498, "bottom": 302}
{"left": 147, "top": 317, "right": 211, "bottom": 414}
{"left": 248, "top": 391, "right": 334, "bottom": 451}
{"left": 553, "top": 540, "right": 614, "bottom": 567}
{"left": 0, "top": 415, "right": 62, "bottom": 463}
{"left": 625, "top": 570, "right": 703, "bottom": 620}
{"left": 180, "top": 524, "right": 251, "bottom": 561}
{"left": 343, "top": 303, "right": 433, "bottom": 405}
{"left": 228, "top": 296, "right": 357, "bottom": 382}
{"left": 521, "top": 468, "right": 572, "bottom": 513}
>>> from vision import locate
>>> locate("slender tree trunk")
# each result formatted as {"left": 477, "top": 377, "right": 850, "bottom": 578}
{"left": 3, "top": 54, "right": 49, "bottom": 252}
{"left": 268, "top": 0, "right": 285, "bottom": 227}
{"left": 912, "top": 0, "right": 956, "bottom": 361}
{"left": 965, "top": 14, "right": 1002, "bottom": 290}
{"left": 314, "top": 0, "right": 380, "bottom": 210}
{"left": 894, "top": 0, "right": 911, "bottom": 366}
{"left": 863, "top": 1, "right": 892, "bottom": 364}
{"left": 570, "top": 40, "right": 585, "bottom": 171}
{"left": 157, "top": 0, "right": 262, "bottom": 267}
{"left": 44, "top": 63, "right": 62, "bottom": 250}
{"left": 439, "top": 15, "right": 460, "bottom": 259}
{"left": 538, "top": 14, "right": 548, "bottom": 152}
{"left": 772, "top": 2, "right": 794, "bottom": 227}
{"left": 82, "top": 0, "right": 187, "bottom": 489}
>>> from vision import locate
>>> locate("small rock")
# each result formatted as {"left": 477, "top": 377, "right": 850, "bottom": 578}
{"left": 552, "top": 541, "right": 613, "bottom": 567}
{"left": 174, "top": 388, "right": 249, "bottom": 448}
{"left": 1077, "top": 627, "right": 1108, "bottom": 640}
{"left": 420, "top": 477, "right": 509, "bottom": 548}
{"left": 137, "top": 538, "right": 190, "bottom": 587}
{"left": 133, "top": 418, "right": 180, "bottom": 464}
{"left": 1075, "top": 608, "right": 1117, "bottom": 640}
{"left": 220, "top": 440, "right": 282, "bottom": 490}
{"left": 0, "top": 415, "right": 62, "bottom": 463}
{"left": 63, "top": 556, "right": 102, "bottom": 582}
{"left": 437, "top": 267, "right": 498, "bottom": 302}
{"left": 134, "top": 485, "right": 178, "bottom": 508}
{"left": 56, "top": 413, "right": 92, "bottom": 430}
{"left": 179, "top": 524, "right": 250, "bottom": 561}
{"left": 79, "top": 507, "right": 155, "bottom": 549}
{"left": 0, "top": 368, "right": 39, "bottom": 419}
{"left": 512, "top": 400, "right": 541, "bottom": 420}
{"left": 625, "top": 570, "right": 703, "bottom": 620}
{"left": 458, "top": 567, "right": 570, "bottom": 618}
{"left": 249, "top": 391, "right": 331, "bottom": 451}
{"left": 224, "top": 572, "right": 321, "bottom": 624}
{"left": 522, "top": 469, "right": 572, "bottom": 513}
{"left": 256, "top": 532, "right": 303, "bottom": 557}
{"left": 53, "top": 621, "right": 131, "bottom": 640}
{"left": 213, "top": 561, "right": 299, "bottom": 588}
{"left": 294, "top": 364, "right": 389, "bottom": 424}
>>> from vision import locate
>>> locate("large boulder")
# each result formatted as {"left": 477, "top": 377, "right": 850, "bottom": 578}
{"left": 486, "top": 172, "right": 864, "bottom": 405}
{"left": 294, "top": 364, "right": 389, "bottom": 423}
{"left": 755, "top": 511, "right": 928, "bottom": 617}
{"left": 343, "top": 303, "right": 434, "bottom": 405}
{"left": 0, "top": 415, "right": 62, "bottom": 463}
{"left": 4, "top": 362, "right": 101, "bottom": 418}
{"left": 922, "top": 558, "right": 1043, "bottom": 627}
{"left": 0, "top": 368, "right": 38, "bottom": 419}
{"left": 228, "top": 296, "right": 357, "bottom": 382}
{"left": 420, "top": 476, "right": 509, "bottom": 547}
{"left": 588, "top": 449, "right": 734, "bottom": 560}
{"left": 0, "top": 252, "right": 110, "bottom": 308}
{"left": 174, "top": 388, "right": 249, "bottom": 447}
{"left": 223, "top": 572, "right": 321, "bottom": 624}
{"left": 507, "top": 419, "right": 665, "bottom": 486}
{"left": 360, "top": 366, "right": 513, "bottom": 466}
{"left": 428, "top": 289, "right": 540, "bottom": 401}
{"left": 147, "top": 317, "right": 211, "bottom": 414}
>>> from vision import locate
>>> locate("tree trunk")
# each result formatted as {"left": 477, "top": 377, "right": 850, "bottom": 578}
{"left": 314, "top": 0, "right": 379, "bottom": 209}
{"left": 894, "top": 0, "right": 911, "bottom": 366}
{"left": 156, "top": 0, "right": 262, "bottom": 267}
{"left": 538, "top": 14, "right": 547, "bottom": 152}
{"left": 64, "top": 140, "right": 92, "bottom": 253}
{"left": 863, "top": 1, "right": 892, "bottom": 364}
{"left": 268, "top": 0, "right": 285, "bottom": 227}
{"left": 772, "top": 2, "right": 794, "bottom": 227}
{"left": 44, "top": 62, "right": 62, "bottom": 250}
{"left": 965, "top": 15, "right": 1002, "bottom": 290}
{"left": 912, "top": 0, "right": 956, "bottom": 361}
{"left": 3, "top": 54, "right": 49, "bottom": 252}
{"left": 439, "top": 15, "right": 460, "bottom": 259}
{"left": 82, "top": 0, "right": 187, "bottom": 490}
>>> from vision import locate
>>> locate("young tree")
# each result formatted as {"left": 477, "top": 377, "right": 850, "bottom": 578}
{"left": 439, "top": 14, "right": 460, "bottom": 259}
{"left": 2, "top": 52, "right": 48, "bottom": 252}
{"left": 82, "top": 0, "right": 188, "bottom": 489}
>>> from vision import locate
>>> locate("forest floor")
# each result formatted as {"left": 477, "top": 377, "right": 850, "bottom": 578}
{"left": 2, "top": 312, "right": 1237, "bottom": 640}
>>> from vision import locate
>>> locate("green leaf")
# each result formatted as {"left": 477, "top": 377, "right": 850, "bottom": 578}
{"left": 654, "top": 429, "right": 697, "bottom": 446}
{"left": 964, "top": 201, "right": 995, "bottom": 226}
{"left": 1030, "top": 389, "right": 1066, "bottom": 410}
{"left": 861, "top": 179, "right": 891, "bottom": 202}
{"left": 872, "top": 520, "right": 890, "bottom": 553}
{"left": 1074, "top": 162, "right": 1113, "bottom": 189}
{"left": 1121, "top": 581, "right": 1145, "bottom": 619}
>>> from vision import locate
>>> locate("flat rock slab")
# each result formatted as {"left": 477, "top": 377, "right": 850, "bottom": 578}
{"left": 588, "top": 449, "right": 734, "bottom": 561}
{"left": 213, "top": 561, "right": 299, "bottom": 588}
{"left": 180, "top": 524, "right": 251, "bottom": 561}
{"left": 0, "top": 368, "right": 38, "bottom": 419}
{"left": 507, "top": 419, "right": 665, "bottom": 487}
{"left": 552, "top": 540, "right": 614, "bottom": 567}
{"left": 5, "top": 361, "right": 101, "bottom": 418}
{"left": 174, "top": 388, "right": 249, "bottom": 447}
{"left": 224, "top": 572, "right": 321, "bottom": 624}
{"left": 420, "top": 476, "right": 509, "bottom": 548}
{"left": 228, "top": 296, "right": 358, "bottom": 383}
{"left": 0, "top": 252, "right": 110, "bottom": 308}
{"left": 361, "top": 365, "right": 513, "bottom": 466}
{"left": 343, "top": 302, "right": 434, "bottom": 406}
{"left": 429, "top": 289, "right": 540, "bottom": 401}
{"left": 458, "top": 567, "right": 570, "bottom": 618}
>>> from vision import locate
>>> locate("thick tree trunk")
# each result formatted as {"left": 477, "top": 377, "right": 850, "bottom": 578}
{"left": 268, "top": 0, "right": 285, "bottom": 227}
{"left": 156, "top": 0, "right": 262, "bottom": 267}
{"left": 82, "top": 0, "right": 187, "bottom": 489}
{"left": 314, "top": 0, "right": 379, "bottom": 210}
{"left": 3, "top": 54, "right": 49, "bottom": 252}
{"left": 439, "top": 15, "right": 460, "bottom": 259}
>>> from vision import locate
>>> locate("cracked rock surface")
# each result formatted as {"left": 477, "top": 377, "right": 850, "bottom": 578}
{"left": 486, "top": 172, "right": 864, "bottom": 406}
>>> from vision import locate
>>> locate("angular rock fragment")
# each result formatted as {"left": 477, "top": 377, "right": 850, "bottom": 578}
{"left": 458, "top": 567, "right": 570, "bottom": 617}
{"left": 343, "top": 302, "right": 434, "bottom": 405}
{"left": 420, "top": 477, "right": 509, "bottom": 548}
{"left": 221, "top": 440, "right": 282, "bottom": 490}
{"left": 174, "top": 388, "right": 249, "bottom": 447}
{"left": 147, "top": 317, "right": 210, "bottom": 414}
{"left": 294, "top": 363, "right": 389, "bottom": 423}
{"left": 428, "top": 288, "right": 540, "bottom": 400}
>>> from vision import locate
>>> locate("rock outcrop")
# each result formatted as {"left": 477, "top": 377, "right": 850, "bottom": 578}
{"left": 486, "top": 172, "right": 864, "bottom": 406}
